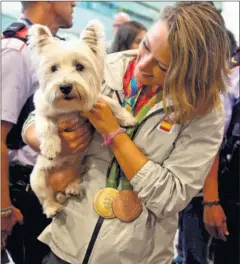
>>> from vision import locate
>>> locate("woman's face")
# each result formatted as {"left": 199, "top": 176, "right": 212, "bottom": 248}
{"left": 134, "top": 20, "right": 171, "bottom": 86}
{"left": 130, "top": 29, "right": 147, "bottom": 50}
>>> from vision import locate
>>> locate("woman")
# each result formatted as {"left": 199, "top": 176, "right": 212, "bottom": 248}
{"left": 23, "top": 2, "right": 229, "bottom": 264}
{"left": 110, "top": 21, "right": 147, "bottom": 53}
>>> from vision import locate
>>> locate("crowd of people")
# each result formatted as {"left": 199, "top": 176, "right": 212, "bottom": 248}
{"left": 1, "top": 1, "right": 239, "bottom": 264}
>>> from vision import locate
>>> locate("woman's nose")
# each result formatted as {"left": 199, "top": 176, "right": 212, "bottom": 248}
{"left": 138, "top": 55, "right": 154, "bottom": 72}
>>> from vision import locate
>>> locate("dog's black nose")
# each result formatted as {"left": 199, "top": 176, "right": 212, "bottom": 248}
{"left": 60, "top": 84, "right": 72, "bottom": 95}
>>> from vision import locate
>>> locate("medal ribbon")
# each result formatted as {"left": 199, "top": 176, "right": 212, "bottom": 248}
{"left": 108, "top": 59, "right": 163, "bottom": 190}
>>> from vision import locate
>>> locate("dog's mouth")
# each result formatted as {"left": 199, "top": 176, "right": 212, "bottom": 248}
{"left": 63, "top": 94, "right": 82, "bottom": 101}
{"left": 64, "top": 96, "right": 74, "bottom": 101}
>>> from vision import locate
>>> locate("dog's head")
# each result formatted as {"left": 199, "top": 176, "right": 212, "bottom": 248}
{"left": 28, "top": 20, "right": 106, "bottom": 111}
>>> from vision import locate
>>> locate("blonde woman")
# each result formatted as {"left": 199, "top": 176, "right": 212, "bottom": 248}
{"left": 23, "top": 2, "right": 229, "bottom": 264}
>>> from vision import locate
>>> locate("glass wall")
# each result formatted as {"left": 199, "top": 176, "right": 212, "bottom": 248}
{"left": 3, "top": 1, "right": 236, "bottom": 45}
{"left": 1, "top": 1, "right": 157, "bottom": 41}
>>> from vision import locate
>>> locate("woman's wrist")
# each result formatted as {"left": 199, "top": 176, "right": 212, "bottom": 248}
{"left": 203, "top": 183, "right": 219, "bottom": 201}
{"left": 202, "top": 200, "right": 220, "bottom": 207}
{"left": 102, "top": 124, "right": 121, "bottom": 137}
{"left": 203, "top": 192, "right": 219, "bottom": 202}
{"left": 1, "top": 195, "right": 12, "bottom": 209}
{"left": 102, "top": 127, "right": 126, "bottom": 146}
{"left": 1, "top": 205, "right": 13, "bottom": 217}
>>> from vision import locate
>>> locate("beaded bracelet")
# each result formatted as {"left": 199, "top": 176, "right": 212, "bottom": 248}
{"left": 202, "top": 200, "right": 220, "bottom": 207}
{"left": 1, "top": 205, "right": 13, "bottom": 217}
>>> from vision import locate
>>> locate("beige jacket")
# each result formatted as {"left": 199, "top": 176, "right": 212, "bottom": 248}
{"left": 23, "top": 50, "right": 224, "bottom": 264}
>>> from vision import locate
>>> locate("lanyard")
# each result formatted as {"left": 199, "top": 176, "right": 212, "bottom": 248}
{"left": 108, "top": 78, "right": 163, "bottom": 191}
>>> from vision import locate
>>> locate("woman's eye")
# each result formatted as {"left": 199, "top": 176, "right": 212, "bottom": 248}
{"left": 142, "top": 40, "right": 149, "bottom": 51}
{"left": 76, "top": 64, "right": 84, "bottom": 72}
{"left": 51, "top": 65, "right": 58, "bottom": 72}
{"left": 157, "top": 62, "right": 168, "bottom": 72}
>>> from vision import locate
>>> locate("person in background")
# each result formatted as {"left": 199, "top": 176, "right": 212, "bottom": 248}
{"left": 175, "top": 28, "right": 238, "bottom": 264}
{"left": 226, "top": 29, "right": 238, "bottom": 57}
{"left": 109, "top": 21, "right": 147, "bottom": 53}
{"left": 23, "top": 2, "right": 229, "bottom": 264}
{"left": 112, "top": 11, "right": 131, "bottom": 35}
{"left": 204, "top": 47, "right": 239, "bottom": 264}
{"left": 1, "top": 2, "right": 82, "bottom": 264}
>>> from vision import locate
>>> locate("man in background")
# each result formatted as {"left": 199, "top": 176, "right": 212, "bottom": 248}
{"left": 1, "top": 2, "right": 78, "bottom": 263}
{"left": 112, "top": 12, "right": 131, "bottom": 35}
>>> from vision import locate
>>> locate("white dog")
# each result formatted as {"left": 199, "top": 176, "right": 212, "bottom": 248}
{"left": 28, "top": 21, "right": 136, "bottom": 218}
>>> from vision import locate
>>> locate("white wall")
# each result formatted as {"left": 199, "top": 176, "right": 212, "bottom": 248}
{"left": 222, "top": 2, "right": 240, "bottom": 45}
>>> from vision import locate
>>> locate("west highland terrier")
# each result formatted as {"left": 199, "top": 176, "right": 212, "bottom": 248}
{"left": 28, "top": 20, "right": 136, "bottom": 218}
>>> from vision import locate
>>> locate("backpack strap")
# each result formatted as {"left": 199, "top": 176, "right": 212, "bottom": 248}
{"left": 6, "top": 95, "right": 35, "bottom": 150}
{"left": 2, "top": 22, "right": 28, "bottom": 43}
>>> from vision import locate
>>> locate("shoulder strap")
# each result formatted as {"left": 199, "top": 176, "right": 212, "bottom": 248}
{"left": 2, "top": 22, "right": 28, "bottom": 43}
{"left": 6, "top": 94, "right": 35, "bottom": 150}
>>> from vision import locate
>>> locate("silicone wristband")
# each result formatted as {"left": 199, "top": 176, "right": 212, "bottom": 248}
{"left": 102, "top": 128, "right": 126, "bottom": 146}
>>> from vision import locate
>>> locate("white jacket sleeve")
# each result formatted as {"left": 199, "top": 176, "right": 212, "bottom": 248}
{"left": 130, "top": 107, "right": 224, "bottom": 219}
{"left": 21, "top": 110, "right": 36, "bottom": 143}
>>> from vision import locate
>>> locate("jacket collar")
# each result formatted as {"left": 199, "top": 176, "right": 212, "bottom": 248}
{"left": 104, "top": 50, "right": 138, "bottom": 91}
{"left": 104, "top": 50, "right": 170, "bottom": 121}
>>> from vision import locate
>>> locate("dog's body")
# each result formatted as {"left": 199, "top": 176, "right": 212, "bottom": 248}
{"left": 28, "top": 21, "right": 136, "bottom": 218}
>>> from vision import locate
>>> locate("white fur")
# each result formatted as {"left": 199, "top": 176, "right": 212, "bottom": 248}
{"left": 28, "top": 20, "right": 137, "bottom": 218}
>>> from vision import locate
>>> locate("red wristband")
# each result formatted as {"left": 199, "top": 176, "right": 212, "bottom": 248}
{"left": 102, "top": 128, "right": 126, "bottom": 146}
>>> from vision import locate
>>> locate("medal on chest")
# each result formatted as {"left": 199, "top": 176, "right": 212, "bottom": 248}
{"left": 93, "top": 161, "right": 119, "bottom": 219}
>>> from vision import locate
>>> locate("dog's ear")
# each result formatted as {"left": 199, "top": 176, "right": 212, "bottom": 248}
{"left": 28, "top": 24, "right": 53, "bottom": 54}
{"left": 80, "top": 20, "right": 106, "bottom": 58}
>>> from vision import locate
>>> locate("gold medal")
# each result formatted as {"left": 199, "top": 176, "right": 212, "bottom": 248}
{"left": 93, "top": 187, "right": 119, "bottom": 219}
{"left": 112, "top": 190, "right": 143, "bottom": 222}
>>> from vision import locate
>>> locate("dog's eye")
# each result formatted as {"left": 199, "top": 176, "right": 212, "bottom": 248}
{"left": 76, "top": 64, "right": 84, "bottom": 72}
{"left": 51, "top": 65, "right": 58, "bottom": 73}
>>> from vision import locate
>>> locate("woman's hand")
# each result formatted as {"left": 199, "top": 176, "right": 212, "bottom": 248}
{"left": 204, "top": 205, "right": 229, "bottom": 241}
{"left": 24, "top": 120, "right": 94, "bottom": 156}
{"left": 58, "top": 120, "right": 94, "bottom": 156}
{"left": 83, "top": 100, "right": 121, "bottom": 136}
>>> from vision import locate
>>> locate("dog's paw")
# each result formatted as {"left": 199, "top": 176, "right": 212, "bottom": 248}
{"left": 65, "top": 181, "right": 82, "bottom": 196}
{"left": 43, "top": 202, "right": 64, "bottom": 218}
{"left": 40, "top": 136, "right": 61, "bottom": 159}
{"left": 117, "top": 110, "right": 138, "bottom": 127}
{"left": 55, "top": 192, "right": 68, "bottom": 204}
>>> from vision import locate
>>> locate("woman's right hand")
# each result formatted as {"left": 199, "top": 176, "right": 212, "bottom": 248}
{"left": 58, "top": 120, "right": 94, "bottom": 156}
{"left": 24, "top": 120, "right": 94, "bottom": 156}
{"left": 24, "top": 119, "right": 94, "bottom": 192}
{"left": 46, "top": 120, "right": 93, "bottom": 192}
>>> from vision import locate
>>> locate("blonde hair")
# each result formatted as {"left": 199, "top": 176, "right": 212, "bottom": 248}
{"left": 160, "top": 2, "right": 230, "bottom": 123}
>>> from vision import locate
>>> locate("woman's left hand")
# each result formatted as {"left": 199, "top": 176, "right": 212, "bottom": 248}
{"left": 83, "top": 100, "right": 121, "bottom": 136}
